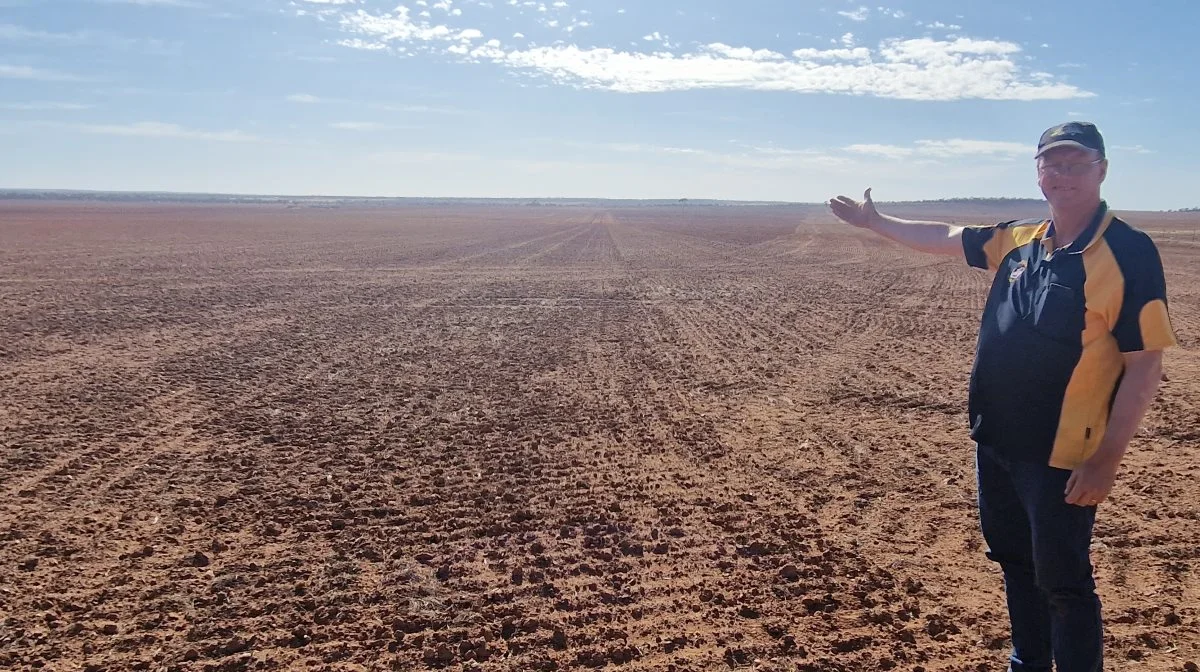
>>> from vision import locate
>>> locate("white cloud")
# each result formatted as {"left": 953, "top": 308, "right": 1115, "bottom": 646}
{"left": 920, "top": 20, "right": 964, "bottom": 30}
{"left": 838, "top": 7, "right": 869, "bottom": 21}
{"left": 338, "top": 38, "right": 389, "bottom": 50}
{"left": 50, "top": 121, "right": 261, "bottom": 142}
{"left": 705, "top": 43, "right": 786, "bottom": 61}
{"left": 326, "top": 8, "right": 1092, "bottom": 101}
{"left": 340, "top": 8, "right": 458, "bottom": 42}
{"left": 286, "top": 93, "right": 324, "bottom": 103}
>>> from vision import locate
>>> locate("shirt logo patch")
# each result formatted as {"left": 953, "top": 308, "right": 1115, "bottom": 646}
{"left": 1008, "top": 261, "right": 1028, "bottom": 283}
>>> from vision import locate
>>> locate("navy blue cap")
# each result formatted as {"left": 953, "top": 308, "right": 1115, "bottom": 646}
{"left": 1036, "top": 121, "right": 1105, "bottom": 158}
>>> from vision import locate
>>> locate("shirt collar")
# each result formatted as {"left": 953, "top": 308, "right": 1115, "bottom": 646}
{"left": 1043, "top": 200, "right": 1111, "bottom": 256}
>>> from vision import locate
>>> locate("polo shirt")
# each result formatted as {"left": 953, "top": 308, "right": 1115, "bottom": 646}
{"left": 961, "top": 201, "right": 1177, "bottom": 469}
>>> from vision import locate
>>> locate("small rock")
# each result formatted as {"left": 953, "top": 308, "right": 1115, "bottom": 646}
{"left": 190, "top": 551, "right": 210, "bottom": 568}
{"left": 18, "top": 556, "right": 37, "bottom": 571}
{"left": 724, "top": 647, "right": 750, "bottom": 666}
{"left": 423, "top": 644, "right": 454, "bottom": 665}
{"left": 779, "top": 564, "right": 801, "bottom": 581}
{"left": 101, "top": 623, "right": 119, "bottom": 635}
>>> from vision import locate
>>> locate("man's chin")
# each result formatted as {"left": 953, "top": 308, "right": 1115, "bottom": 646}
{"left": 1045, "top": 191, "right": 1094, "bottom": 210}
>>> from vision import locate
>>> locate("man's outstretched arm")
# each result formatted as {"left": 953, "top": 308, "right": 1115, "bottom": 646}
{"left": 829, "top": 188, "right": 966, "bottom": 257}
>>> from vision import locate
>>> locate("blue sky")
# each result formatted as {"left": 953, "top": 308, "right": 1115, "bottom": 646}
{"left": 2, "top": 0, "right": 1198, "bottom": 208}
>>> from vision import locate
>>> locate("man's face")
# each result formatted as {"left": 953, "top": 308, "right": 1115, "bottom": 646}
{"left": 1037, "top": 146, "right": 1107, "bottom": 210}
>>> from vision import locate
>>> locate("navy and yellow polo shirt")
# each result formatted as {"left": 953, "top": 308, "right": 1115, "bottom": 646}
{"left": 961, "top": 201, "right": 1177, "bottom": 469}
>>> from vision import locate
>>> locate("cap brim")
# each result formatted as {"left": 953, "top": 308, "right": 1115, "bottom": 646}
{"left": 1035, "top": 140, "right": 1098, "bottom": 158}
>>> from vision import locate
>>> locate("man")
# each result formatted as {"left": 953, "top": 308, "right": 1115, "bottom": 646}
{"left": 828, "top": 121, "right": 1177, "bottom": 672}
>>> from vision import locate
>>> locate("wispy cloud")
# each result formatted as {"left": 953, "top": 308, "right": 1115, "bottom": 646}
{"left": 846, "top": 139, "right": 1031, "bottom": 159}
{"left": 45, "top": 121, "right": 262, "bottom": 142}
{"left": 330, "top": 121, "right": 414, "bottom": 131}
{"left": 91, "top": 0, "right": 206, "bottom": 7}
{"left": 838, "top": 7, "right": 869, "bottom": 21}
{"left": 0, "top": 101, "right": 94, "bottom": 110}
{"left": 324, "top": 9, "right": 1092, "bottom": 101}
{"left": 0, "top": 63, "right": 86, "bottom": 81}
{"left": 918, "top": 20, "right": 964, "bottom": 31}
{"left": 0, "top": 22, "right": 179, "bottom": 53}
{"left": 1112, "top": 144, "right": 1153, "bottom": 155}
{"left": 286, "top": 93, "right": 466, "bottom": 115}
{"left": 367, "top": 149, "right": 482, "bottom": 163}
{"left": 574, "top": 140, "right": 853, "bottom": 170}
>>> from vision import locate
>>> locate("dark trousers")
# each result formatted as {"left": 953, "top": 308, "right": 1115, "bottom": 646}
{"left": 976, "top": 444, "right": 1103, "bottom": 672}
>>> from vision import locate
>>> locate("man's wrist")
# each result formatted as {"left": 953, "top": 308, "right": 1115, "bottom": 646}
{"left": 866, "top": 211, "right": 887, "bottom": 232}
{"left": 1087, "top": 442, "right": 1127, "bottom": 470}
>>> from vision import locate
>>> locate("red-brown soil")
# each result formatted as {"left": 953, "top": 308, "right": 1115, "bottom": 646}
{"left": 1, "top": 201, "right": 1197, "bottom": 671}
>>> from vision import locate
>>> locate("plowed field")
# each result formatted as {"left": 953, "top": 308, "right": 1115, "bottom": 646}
{"left": 2, "top": 202, "right": 1197, "bottom": 671}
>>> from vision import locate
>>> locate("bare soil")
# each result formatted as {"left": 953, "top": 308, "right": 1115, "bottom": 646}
{"left": 1, "top": 201, "right": 1197, "bottom": 671}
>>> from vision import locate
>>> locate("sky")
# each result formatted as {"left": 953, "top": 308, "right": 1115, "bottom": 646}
{"left": 1, "top": 0, "right": 1199, "bottom": 208}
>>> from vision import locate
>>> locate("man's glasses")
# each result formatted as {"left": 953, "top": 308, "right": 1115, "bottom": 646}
{"left": 1037, "top": 159, "right": 1104, "bottom": 177}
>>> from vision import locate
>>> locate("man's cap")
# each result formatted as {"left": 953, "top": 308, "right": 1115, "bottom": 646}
{"left": 1036, "top": 121, "right": 1105, "bottom": 158}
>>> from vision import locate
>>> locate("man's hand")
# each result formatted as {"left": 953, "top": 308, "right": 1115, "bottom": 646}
{"left": 829, "top": 188, "right": 881, "bottom": 229}
{"left": 1065, "top": 454, "right": 1120, "bottom": 507}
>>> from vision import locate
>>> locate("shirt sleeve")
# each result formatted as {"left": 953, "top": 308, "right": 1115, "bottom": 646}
{"left": 1113, "top": 236, "right": 1178, "bottom": 352}
{"left": 962, "top": 221, "right": 1020, "bottom": 271}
